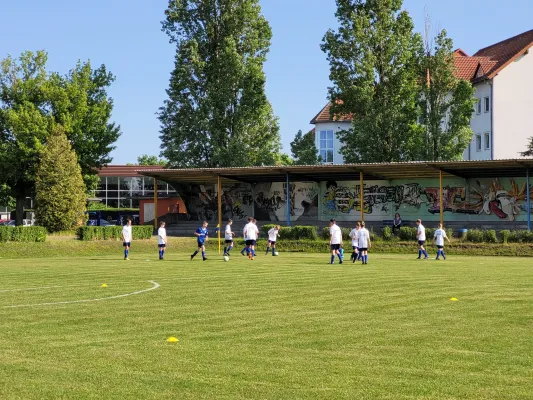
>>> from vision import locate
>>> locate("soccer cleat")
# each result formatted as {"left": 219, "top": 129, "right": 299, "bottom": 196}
{"left": 443, "top": 255, "right": 446, "bottom": 260}
{"left": 124, "top": 257, "right": 130, "bottom": 261}
{"left": 416, "top": 257, "right": 421, "bottom": 259}
{"left": 190, "top": 255, "right": 194, "bottom": 260}
{"left": 436, "top": 257, "right": 440, "bottom": 260}
{"left": 424, "top": 257, "right": 429, "bottom": 260}
{"left": 339, "top": 260, "right": 343, "bottom": 264}
{"left": 203, "top": 257, "right": 207, "bottom": 261}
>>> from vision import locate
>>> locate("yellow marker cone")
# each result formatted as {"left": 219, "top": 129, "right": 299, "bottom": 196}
{"left": 100, "top": 283, "right": 108, "bottom": 288}
{"left": 450, "top": 297, "right": 458, "bottom": 301}
{"left": 167, "top": 337, "right": 179, "bottom": 343}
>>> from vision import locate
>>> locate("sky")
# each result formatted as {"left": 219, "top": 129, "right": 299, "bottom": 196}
{"left": 0, "top": 0, "right": 531, "bottom": 164}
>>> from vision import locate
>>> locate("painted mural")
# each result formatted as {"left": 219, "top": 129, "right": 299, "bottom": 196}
{"left": 319, "top": 178, "right": 533, "bottom": 222}
{"left": 182, "top": 182, "right": 318, "bottom": 222}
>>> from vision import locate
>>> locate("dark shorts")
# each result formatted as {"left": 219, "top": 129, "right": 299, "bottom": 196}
{"left": 225, "top": 239, "right": 233, "bottom": 244}
{"left": 123, "top": 242, "right": 131, "bottom": 247}
{"left": 269, "top": 241, "right": 276, "bottom": 245}
{"left": 330, "top": 244, "right": 341, "bottom": 251}
{"left": 352, "top": 246, "right": 358, "bottom": 250}
{"left": 245, "top": 240, "right": 256, "bottom": 246}
{"left": 197, "top": 241, "right": 205, "bottom": 248}
{"left": 359, "top": 247, "right": 368, "bottom": 252}
{"left": 158, "top": 244, "right": 166, "bottom": 248}
{"left": 418, "top": 240, "right": 426, "bottom": 246}
{"left": 437, "top": 245, "right": 444, "bottom": 249}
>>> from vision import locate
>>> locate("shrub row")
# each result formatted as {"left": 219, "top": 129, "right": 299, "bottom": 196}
{"left": 0, "top": 226, "right": 47, "bottom": 242}
{"left": 261, "top": 224, "right": 319, "bottom": 240}
{"left": 396, "top": 227, "right": 454, "bottom": 242}
{"left": 77, "top": 226, "right": 154, "bottom": 241}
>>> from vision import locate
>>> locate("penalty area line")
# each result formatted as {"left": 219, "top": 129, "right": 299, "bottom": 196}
{"left": 2, "top": 280, "right": 160, "bottom": 309}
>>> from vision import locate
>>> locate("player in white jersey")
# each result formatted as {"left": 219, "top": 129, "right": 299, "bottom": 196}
{"left": 245, "top": 218, "right": 259, "bottom": 260}
{"left": 223, "top": 219, "right": 234, "bottom": 256}
{"left": 240, "top": 216, "right": 252, "bottom": 256}
{"left": 348, "top": 223, "right": 359, "bottom": 262}
{"left": 266, "top": 225, "right": 280, "bottom": 255}
{"left": 433, "top": 223, "right": 450, "bottom": 260}
{"left": 416, "top": 219, "right": 429, "bottom": 259}
{"left": 329, "top": 219, "right": 343, "bottom": 264}
{"left": 357, "top": 221, "right": 371, "bottom": 264}
{"left": 157, "top": 221, "right": 167, "bottom": 260}
{"left": 122, "top": 218, "right": 133, "bottom": 260}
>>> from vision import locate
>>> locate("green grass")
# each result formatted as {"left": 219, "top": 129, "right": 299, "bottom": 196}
{"left": 1, "top": 249, "right": 532, "bottom": 399}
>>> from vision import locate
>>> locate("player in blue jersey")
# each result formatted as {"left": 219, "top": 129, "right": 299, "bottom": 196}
{"left": 191, "top": 221, "right": 209, "bottom": 261}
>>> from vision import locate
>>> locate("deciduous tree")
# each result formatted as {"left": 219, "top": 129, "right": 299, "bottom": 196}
{"left": 290, "top": 129, "right": 320, "bottom": 165}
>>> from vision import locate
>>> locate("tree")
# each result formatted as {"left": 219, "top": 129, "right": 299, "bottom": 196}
{"left": 321, "top": 0, "right": 424, "bottom": 163}
{"left": 0, "top": 51, "right": 120, "bottom": 225}
{"left": 418, "top": 21, "right": 475, "bottom": 161}
{"left": 159, "top": 0, "right": 281, "bottom": 168}
{"left": 291, "top": 129, "right": 320, "bottom": 165}
{"left": 137, "top": 154, "right": 168, "bottom": 166}
{"left": 35, "top": 127, "right": 86, "bottom": 232}
{"left": 521, "top": 139, "right": 533, "bottom": 157}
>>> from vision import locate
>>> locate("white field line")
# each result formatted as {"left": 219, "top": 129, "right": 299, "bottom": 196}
{"left": 0, "top": 284, "right": 88, "bottom": 293}
{"left": 2, "top": 281, "right": 160, "bottom": 308}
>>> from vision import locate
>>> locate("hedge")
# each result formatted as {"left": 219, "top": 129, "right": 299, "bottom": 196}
{"left": 0, "top": 226, "right": 47, "bottom": 242}
{"left": 77, "top": 225, "right": 154, "bottom": 241}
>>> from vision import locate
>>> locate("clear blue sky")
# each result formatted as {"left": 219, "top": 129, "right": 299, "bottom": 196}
{"left": 0, "top": 0, "right": 531, "bottom": 164}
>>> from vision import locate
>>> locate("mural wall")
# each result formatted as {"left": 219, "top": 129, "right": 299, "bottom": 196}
{"left": 174, "top": 177, "right": 532, "bottom": 223}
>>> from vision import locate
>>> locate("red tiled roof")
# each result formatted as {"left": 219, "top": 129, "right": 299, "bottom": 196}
{"left": 453, "top": 54, "right": 497, "bottom": 81}
{"left": 98, "top": 165, "right": 165, "bottom": 177}
{"left": 310, "top": 102, "right": 352, "bottom": 124}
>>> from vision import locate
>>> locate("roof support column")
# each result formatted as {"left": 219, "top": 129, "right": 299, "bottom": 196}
{"left": 217, "top": 176, "right": 222, "bottom": 254}
{"left": 527, "top": 168, "right": 531, "bottom": 231}
{"left": 286, "top": 174, "right": 291, "bottom": 226}
{"left": 439, "top": 170, "right": 444, "bottom": 226}
{"left": 360, "top": 172, "right": 364, "bottom": 222}
{"left": 154, "top": 178, "right": 158, "bottom": 232}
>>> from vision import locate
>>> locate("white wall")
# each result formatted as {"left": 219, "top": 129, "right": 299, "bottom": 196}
{"left": 493, "top": 51, "right": 533, "bottom": 159}
{"left": 314, "top": 121, "right": 351, "bottom": 164}
{"left": 464, "top": 81, "right": 493, "bottom": 160}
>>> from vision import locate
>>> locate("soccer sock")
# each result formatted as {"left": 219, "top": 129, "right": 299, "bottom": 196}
{"left": 192, "top": 250, "right": 198, "bottom": 258}
{"left": 338, "top": 253, "right": 342, "bottom": 261}
{"left": 442, "top": 250, "right": 446, "bottom": 258}
{"left": 423, "top": 250, "right": 428, "bottom": 257}
{"left": 365, "top": 255, "right": 368, "bottom": 263}
{"left": 228, "top": 245, "right": 233, "bottom": 252}
{"left": 252, "top": 249, "right": 256, "bottom": 257}
{"left": 224, "top": 246, "right": 227, "bottom": 254}
{"left": 124, "top": 249, "right": 128, "bottom": 258}
{"left": 330, "top": 255, "right": 335, "bottom": 264}
{"left": 159, "top": 250, "right": 162, "bottom": 258}
{"left": 266, "top": 246, "right": 270, "bottom": 254}
{"left": 418, "top": 250, "right": 422, "bottom": 258}
{"left": 202, "top": 251, "right": 205, "bottom": 258}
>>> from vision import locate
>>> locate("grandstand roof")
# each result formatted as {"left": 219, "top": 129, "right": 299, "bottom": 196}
{"left": 137, "top": 159, "right": 533, "bottom": 184}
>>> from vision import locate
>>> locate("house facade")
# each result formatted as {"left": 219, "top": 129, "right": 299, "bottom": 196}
{"left": 312, "top": 28, "right": 533, "bottom": 163}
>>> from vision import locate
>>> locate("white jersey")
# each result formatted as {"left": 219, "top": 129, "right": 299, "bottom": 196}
{"left": 224, "top": 224, "right": 233, "bottom": 240}
{"left": 358, "top": 228, "right": 370, "bottom": 249}
{"left": 349, "top": 228, "right": 359, "bottom": 247}
{"left": 268, "top": 228, "right": 279, "bottom": 242}
{"left": 245, "top": 223, "right": 258, "bottom": 240}
{"left": 434, "top": 228, "right": 447, "bottom": 246}
{"left": 122, "top": 225, "right": 132, "bottom": 242}
{"left": 330, "top": 224, "right": 342, "bottom": 245}
{"left": 158, "top": 227, "right": 167, "bottom": 245}
{"left": 417, "top": 224, "right": 426, "bottom": 241}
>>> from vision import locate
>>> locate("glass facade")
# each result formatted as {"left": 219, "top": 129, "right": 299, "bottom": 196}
{"left": 91, "top": 176, "right": 176, "bottom": 208}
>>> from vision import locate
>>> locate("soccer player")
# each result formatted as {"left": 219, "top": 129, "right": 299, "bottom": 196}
{"left": 348, "top": 223, "right": 359, "bottom": 263}
{"left": 224, "top": 219, "right": 234, "bottom": 256}
{"left": 358, "top": 221, "right": 371, "bottom": 264}
{"left": 433, "top": 223, "right": 450, "bottom": 260}
{"left": 244, "top": 218, "right": 259, "bottom": 260}
{"left": 266, "top": 225, "right": 280, "bottom": 255}
{"left": 191, "top": 221, "right": 208, "bottom": 261}
{"left": 158, "top": 221, "right": 167, "bottom": 260}
{"left": 122, "top": 218, "right": 132, "bottom": 260}
{"left": 241, "top": 216, "right": 253, "bottom": 256}
{"left": 329, "top": 219, "right": 343, "bottom": 264}
{"left": 416, "top": 219, "right": 429, "bottom": 259}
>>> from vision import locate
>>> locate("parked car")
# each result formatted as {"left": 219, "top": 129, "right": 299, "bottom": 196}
{"left": 87, "top": 219, "right": 115, "bottom": 226}
{"left": 6, "top": 219, "right": 33, "bottom": 226}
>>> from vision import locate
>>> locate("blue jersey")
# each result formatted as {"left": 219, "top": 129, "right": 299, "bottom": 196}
{"left": 196, "top": 227, "right": 208, "bottom": 243}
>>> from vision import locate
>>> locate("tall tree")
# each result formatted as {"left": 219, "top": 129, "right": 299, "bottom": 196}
{"left": 291, "top": 129, "right": 320, "bottom": 165}
{"left": 418, "top": 21, "right": 475, "bottom": 161}
{"left": 35, "top": 127, "right": 86, "bottom": 232}
{"left": 137, "top": 154, "right": 168, "bottom": 166}
{"left": 159, "top": 0, "right": 281, "bottom": 168}
{"left": 0, "top": 51, "right": 120, "bottom": 224}
{"left": 321, "top": 0, "right": 424, "bottom": 163}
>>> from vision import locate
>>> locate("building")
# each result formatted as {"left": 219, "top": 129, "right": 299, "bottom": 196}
{"left": 312, "top": 28, "right": 533, "bottom": 163}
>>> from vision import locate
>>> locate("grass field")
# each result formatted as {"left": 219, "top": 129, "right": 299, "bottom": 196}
{"left": 1, "top": 249, "right": 532, "bottom": 399}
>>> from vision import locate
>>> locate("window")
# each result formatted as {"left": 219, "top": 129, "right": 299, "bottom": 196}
{"left": 484, "top": 96, "right": 490, "bottom": 113}
{"left": 319, "top": 130, "right": 334, "bottom": 163}
{"left": 476, "top": 98, "right": 481, "bottom": 114}
{"left": 484, "top": 132, "right": 490, "bottom": 150}
{"left": 476, "top": 134, "right": 482, "bottom": 151}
